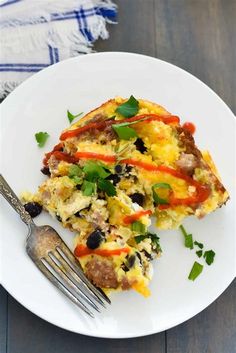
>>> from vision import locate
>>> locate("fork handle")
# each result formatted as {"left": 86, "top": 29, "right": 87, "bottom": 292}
{"left": 0, "top": 174, "right": 33, "bottom": 226}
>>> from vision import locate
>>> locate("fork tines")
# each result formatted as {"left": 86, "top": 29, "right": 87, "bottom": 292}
{"left": 38, "top": 243, "right": 110, "bottom": 317}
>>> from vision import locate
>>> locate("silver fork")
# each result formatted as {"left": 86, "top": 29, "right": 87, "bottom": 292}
{"left": 0, "top": 174, "right": 110, "bottom": 317}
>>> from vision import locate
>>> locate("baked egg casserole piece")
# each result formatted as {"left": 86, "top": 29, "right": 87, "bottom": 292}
{"left": 22, "top": 97, "right": 229, "bottom": 296}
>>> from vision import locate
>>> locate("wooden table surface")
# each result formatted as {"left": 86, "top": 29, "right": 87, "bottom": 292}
{"left": 0, "top": 1, "right": 235, "bottom": 352}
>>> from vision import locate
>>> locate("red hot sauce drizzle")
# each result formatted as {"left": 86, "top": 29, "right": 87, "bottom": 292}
{"left": 182, "top": 122, "right": 196, "bottom": 135}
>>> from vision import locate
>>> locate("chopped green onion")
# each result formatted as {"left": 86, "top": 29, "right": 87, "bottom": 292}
{"left": 188, "top": 261, "right": 203, "bottom": 281}
{"left": 131, "top": 221, "right": 146, "bottom": 234}
{"left": 152, "top": 182, "right": 172, "bottom": 205}
{"left": 179, "top": 225, "right": 193, "bottom": 249}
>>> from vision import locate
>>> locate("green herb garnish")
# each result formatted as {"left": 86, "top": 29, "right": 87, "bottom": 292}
{"left": 67, "top": 110, "right": 83, "bottom": 124}
{"left": 83, "top": 161, "right": 110, "bottom": 181}
{"left": 131, "top": 221, "right": 146, "bottom": 234}
{"left": 81, "top": 180, "right": 96, "bottom": 196}
{"left": 112, "top": 117, "right": 150, "bottom": 140}
{"left": 97, "top": 179, "right": 116, "bottom": 197}
{"left": 188, "top": 261, "right": 203, "bottom": 281}
{"left": 149, "top": 233, "right": 161, "bottom": 252}
{"left": 115, "top": 95, "right": 139, "bottom": 118}
{"left": 194, "top": 241, "right": 204, "bottom": 249}
{"left": 179, "top": 225, "right": 194, "bottom": 249}
{"left": 134, "top": 232, "right": 161, "bottom": 252}
{"left": 203, "top": 250, "right": 215, "bottom": 265}
{"left": 72, "top": 176, "right": 83, "bottom": 185}
{"left": 68, "top": 165, "right": 83, "bottom": 185}
{"left": 196, "top": 250, "right": 203, "bottom": 258}
{"left": 112, "top": 124, "right": 138, "bottom": 140}
{"left": 35, "top": 132, "right": 49, "bottom": 147}
{"left": 152, "top": 182, "right": 172, "bottom": 205}
{"left": 73, "top": 161, "right": 116, "bottom": 196}
{"left": 69, "top": 164, "right": 83, "bottom": 178}
{"left": 134, "top": 234, "right": 147, "bottom": 243}
{"left": 112, "top": 116, "right": 147, "bottom": 129}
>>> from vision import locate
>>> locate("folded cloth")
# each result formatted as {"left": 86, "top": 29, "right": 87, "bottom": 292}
{"left": 0, "top": 0, "right": 117, "bottom": 98}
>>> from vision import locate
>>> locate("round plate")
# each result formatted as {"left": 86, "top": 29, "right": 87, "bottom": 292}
{"left": 0, "top": 52, "right": 235, "bottom": 338}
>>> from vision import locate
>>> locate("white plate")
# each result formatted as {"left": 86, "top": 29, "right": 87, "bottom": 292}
{"left": 0, "top": 52, "right": 235, "bottom": 338}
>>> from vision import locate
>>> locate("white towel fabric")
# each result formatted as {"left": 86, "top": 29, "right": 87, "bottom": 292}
{"left": 0, "top": 0, "right": 117, "bottom": 98}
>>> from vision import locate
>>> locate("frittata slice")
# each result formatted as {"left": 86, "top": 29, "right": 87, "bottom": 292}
{"left": 23, "top": 96, "right": 229, "bottom": 295}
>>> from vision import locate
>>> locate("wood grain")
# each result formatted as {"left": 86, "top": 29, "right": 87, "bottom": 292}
{"left": 7, "top": 293, "right": 165, "bottom": 353}
{"left": 0, "top": 287, "right": 7, "bottom": 353}
{"left": 1, "top": 0, "right": 236, "bottom": 352}
{"left": 95, "top": 0, "right": 156, "bottom": 56}
{"left": 153, "top": 0, "right": 236, "bottom": 112}
{"left": 167, "top": 279, "right": 236, "bottom": 353}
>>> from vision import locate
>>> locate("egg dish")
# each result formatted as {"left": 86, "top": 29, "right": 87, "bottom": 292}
{"left": 22, "top": 96, "right": 229, "bottom": 296}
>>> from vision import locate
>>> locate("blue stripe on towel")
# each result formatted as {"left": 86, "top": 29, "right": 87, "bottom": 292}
{"left": 0, "top": 67, "right": 43, "bottom": 72}
{"left": 0, "top": 0, "right": 21, "bottom": 8}
{"left": 0, "top": 4, "right": 117, "bottom": 74}
{"left": 0, "top": 63, "right": 47, "bottom": 67}
{"left": 0, "top": 46, "right": 58, "bottom": 72}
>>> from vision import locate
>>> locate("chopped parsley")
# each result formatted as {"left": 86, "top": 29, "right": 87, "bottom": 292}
{"left": 112, "top": 115, "right": 150, "bottom": 140}
{"left": 81, "top": 180, "right": 96, "bottom": 196}
{"left": 188, "top": 261, "right": 203, "bottom": 281}
{"left": 152, "top": 183, "right": 172, "bottom": 205}
{"left": 97, "top": 179, "right": 116, "bottom": 197}
{"left": 35, "top": 132, "right": 49, "bottom": 147}
{"left": 194, "top": 241, "right": 204, "bottom": 249}
{"left": 179, "top": 225, "right": 194, "bottom": 249}
{"left": 149, "top": 233, "right": 162, "bottom": 252}
{"left": 112, "top": 124, "right": 138, "bottom": 140}
{"left": 180, "top": 225, "right": 216, "bottom": 280}
{"left": 73, "top": 176, "right": 83, "bottom": 185}
{"left": 203, "top": 250, "right": 215, "bottom": 265}
{"left": 115, "top": 95, "right": 139, "bottom": 118}
{"left": 196, "top": 250, "right": 203, "bottom": 258}
{"left": 73, "top": 161, "right": 116, "bottom": 196}
{"left": 135, "top": 232, "right": 161, "bottom": 252}
{"left": 68, "top": 165, "right": 83, "bottom": 185}
{"left": 83, "top": 161, "right": 110, "bottom": 181}
{"left": 69, "top": 164, "right": 82, "bottom": 178}
{"left": 67, "top": 110, "right": 83, "bottom": 124}
{"left": 134, "top": 235, "right": 146, "bottom": 243}
{"left": 131, "top": 221, "right": 146, "bottom": 234}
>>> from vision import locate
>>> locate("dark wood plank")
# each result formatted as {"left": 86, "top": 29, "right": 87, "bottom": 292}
{"left": 152, "top": 1, "right": 236, "bottom": 352}
{"left": 7, "top": 294, "right": 165, "bottom": 353}
{"left": 154, "top": 0, "right": 236, "bottom": 112}
{"left": 0, "top": 286, "right": 8, "bottom": 353}
{"left": 95, "top": 0, "right": 156, "bottom": 56}
{"left": 166, "top": 279, "right": 236, "bottom": 353}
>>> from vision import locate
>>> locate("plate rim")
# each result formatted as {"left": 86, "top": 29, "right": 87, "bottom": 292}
{"left": 0, "top": 51, "right": 235, "bottom": 338}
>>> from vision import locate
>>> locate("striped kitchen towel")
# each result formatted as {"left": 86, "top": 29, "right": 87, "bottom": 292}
{"left": 0, "top": 0, "right": 117, "bottom": 98}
